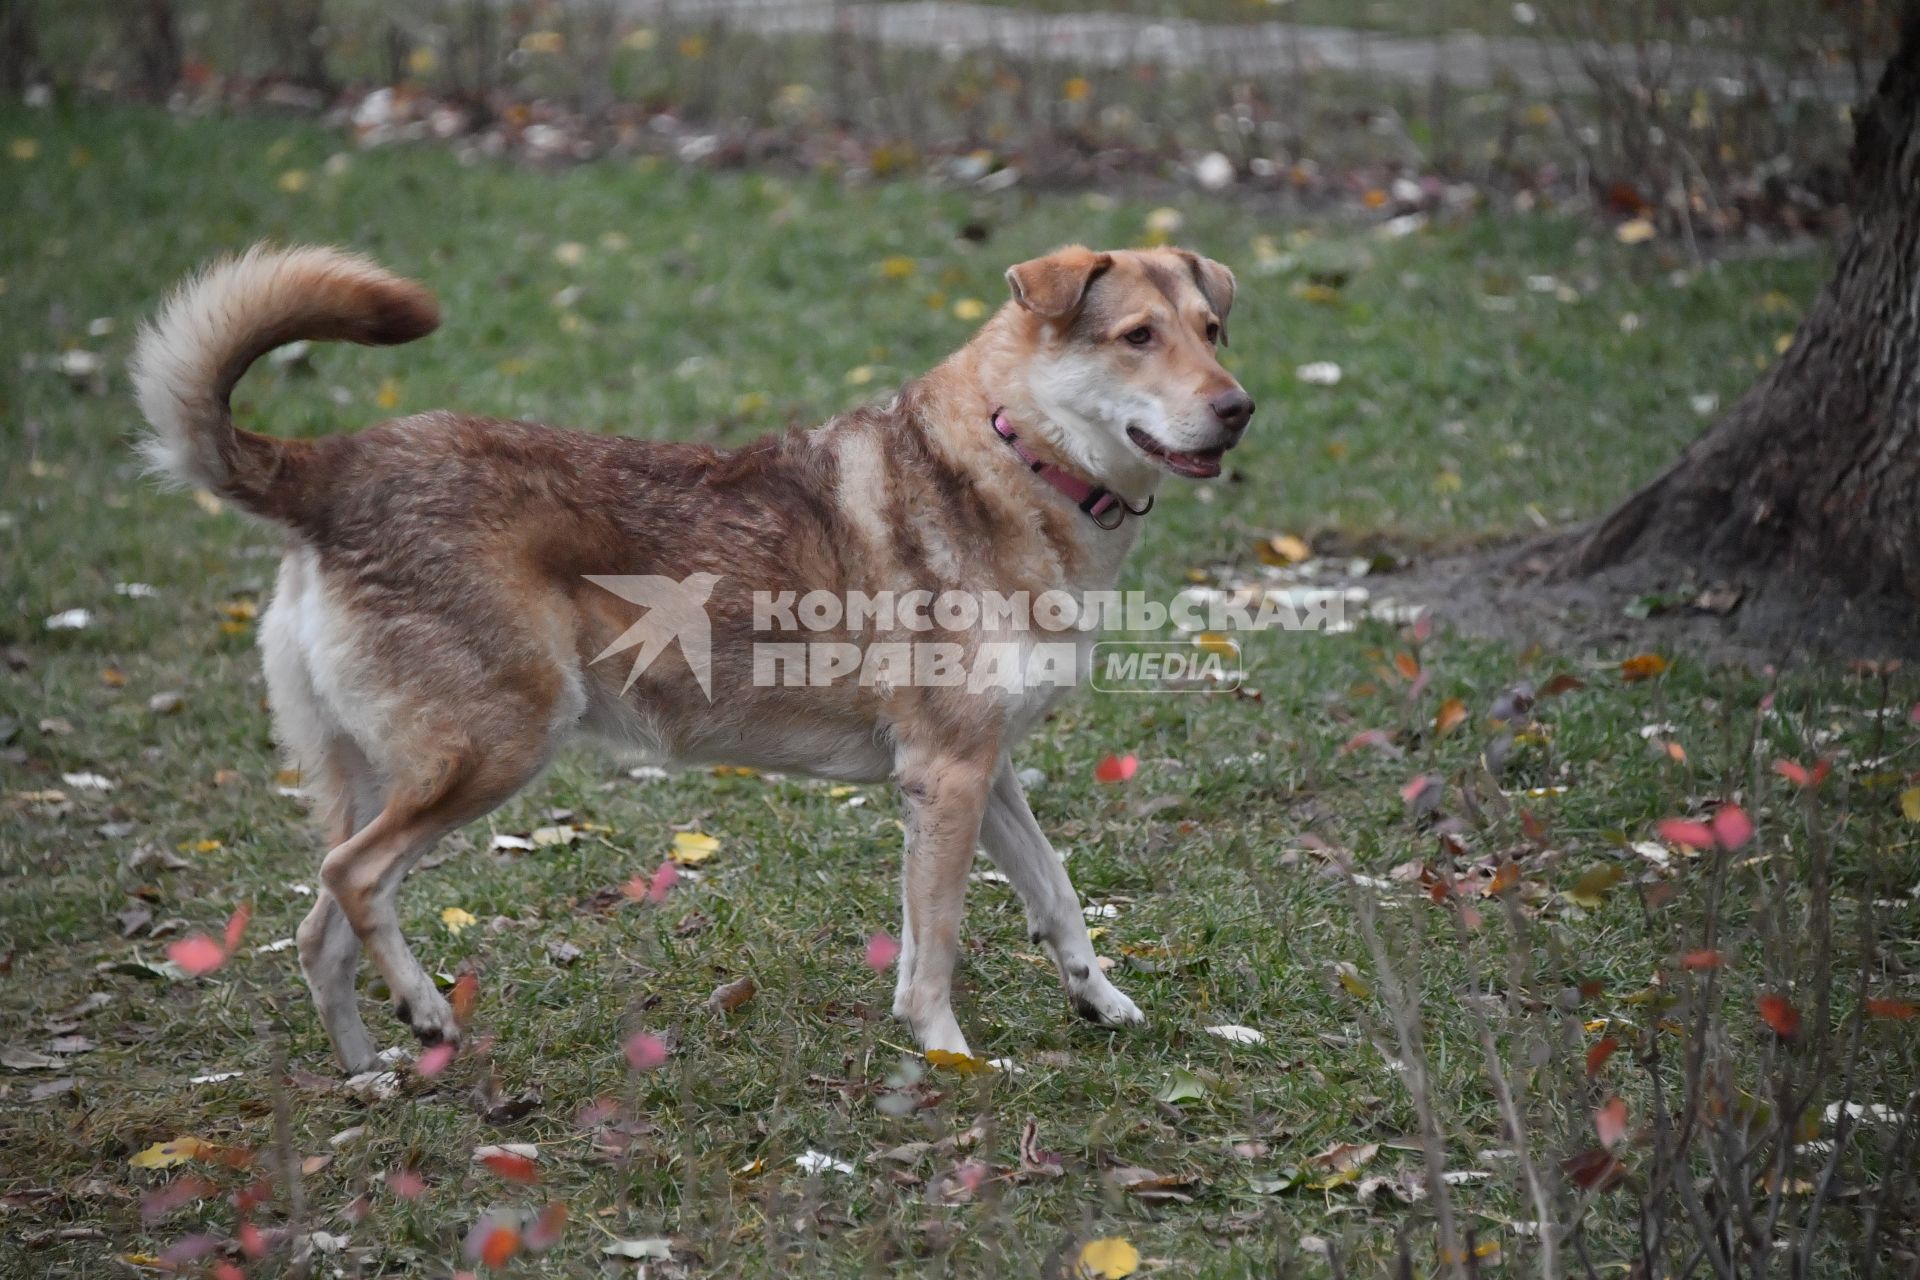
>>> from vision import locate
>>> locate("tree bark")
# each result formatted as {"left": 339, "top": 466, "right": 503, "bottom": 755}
{"left": 1553, "top": 7, "right": 1920, "bottom": 601}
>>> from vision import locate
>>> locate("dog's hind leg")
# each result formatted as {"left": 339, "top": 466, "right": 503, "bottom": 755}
{"left": 321, "top": 731, "right": 549, "bottom": 1050}
{"left": 978, "top": 759, "right": 1143, "bottom": 1028}
{"left": 296, "top": 738, "right": 384, "bottom": 1072}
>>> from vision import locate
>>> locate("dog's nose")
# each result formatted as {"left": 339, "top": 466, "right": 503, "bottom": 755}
{"left": 1210, "top": 389, "right": 1255, "bottom": 433}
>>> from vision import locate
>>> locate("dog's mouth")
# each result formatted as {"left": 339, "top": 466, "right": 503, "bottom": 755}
{"left": 1126, "top": 426, "right": 1229, "bottom": 479}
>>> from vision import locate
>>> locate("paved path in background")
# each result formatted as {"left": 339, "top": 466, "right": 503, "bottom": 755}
{"left": 630, "top": 0, "right": 1862, "bottom": 100}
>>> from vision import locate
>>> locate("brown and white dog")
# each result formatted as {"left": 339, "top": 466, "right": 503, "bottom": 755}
{"left": 132, "top": 241, "right": 1252, "bottom": 1071}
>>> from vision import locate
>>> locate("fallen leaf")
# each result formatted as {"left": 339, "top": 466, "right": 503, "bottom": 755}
{"left": 1585, "top": 1036, "right": 1619, "bottom": 1077}
{"left": 440, "top": 906, "right": 478, "bottom": 936}
{"left": 1077, "top": 1237, "right": 1140, "bottom": 1279}
{"left": 1434, "top": 697, "right": 1468, "bottom": 737}
{"left": 1619, "top": 653, "right": 1668, "bottom": 681}
{"left": 1094, "top": 753, "right": 1138, "bottom": 784}
{"left": 1155, "top": 1067, "right": 1208, "bottom": 1104}
{"left": 1680, "top": 949, "right": 1724, "bottom": 971}
{"left": 1616, "top": 217, "right": 1656, "bottom": 244}
{"left": 1657, "top": 818, "right": 1715, "bottom": 849}
{"left": 1710, "top": 805, "right": 1753, "bottom": 850}
{"left": 1, "top": 1045, "right": 62, "bottom": 1071}
{"left": 670, "top": 831, "right": 719, "bottom": 865}
{"left": 1307, "top": 1140, "right": 1379, "bottom": 1187}
{"left": 1866, "top": 996, "right": 1916, "bottom": 1021}
{"left": 1204, "top": 1024, "right": 1265, "bottom": 1045}
{"left": 707, "top": 975, "right": 757, "bottom": 1015}
{"left": 166, "top": 935, "right": 227, "bottom": 977}
{"left": 129, "top": 1137, "right": 214, "bottom": 1171}
{"left": 478, "top": 1149, "right": 539, "bottom": 1184}
{"left": 603, "top": 1238, "right": 674, "bottom": 1260}
{"left": 1565, "top": 864, "right": 1625, "bottom": 909}
{"left": 796, "top": 1149, "right": 855, "bottom": 1174}
{"left": 925, "top": 1048, "right": 991, "bottom": 1074}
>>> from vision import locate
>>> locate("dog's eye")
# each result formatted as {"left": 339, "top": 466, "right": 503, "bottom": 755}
{"left": 1205, "top": 322, "right": 1221, "bottom": 344}
{"left": 1123, "top": 326, "right": 1153, "bottom": 347}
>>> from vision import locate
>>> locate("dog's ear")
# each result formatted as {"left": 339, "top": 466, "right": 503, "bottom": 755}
{"left": 1004, "top": 246, "right": 1113, "bottom": 320}
{"left": 1175, "top": 250, "right": 1237, "bottom": 346}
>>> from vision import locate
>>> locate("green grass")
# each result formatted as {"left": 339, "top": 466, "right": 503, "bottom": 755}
{"left": 3, "top": 105, "right": 1916, "bottom": 1277}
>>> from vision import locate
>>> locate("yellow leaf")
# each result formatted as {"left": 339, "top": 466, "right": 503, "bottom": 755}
{"left": 844, "top": 365, "right": 876, "bottom": 386}
{"left": 1257, "top": 533, "right": 1312, "bottom": 565}
{"left": 520, "top": 30, "right": 564, "bottom": 54}
{"left": 1774, "top": 333, "right": 1794, "bottom": 355}
{"left": 1063, "top": 76, "right": 1092, "bottom": 102}
{"left": 622, "top": 27, "right": 657, "bottom": 51}
{"left": 10, "top": 137, "right": 41, "bottom": 161}
{"left": 1620, "top": 652, "right": 1668, "bottom": 681}
{"left": 1565, "top": 864, "right": 1625, "bottom": 909}
{"left": 1194, "top": 632, "right": 1237, "bottom": 656}
{"left": 951, "top": 298, "right": 987, "bottom": 322}
{"left": 1433, "top": 468, "right": 1463, "bottom": 494}
{"left": 530, "top": 825, "right": 577, "bottom": 847}
{"left": 552, "top": 241, "right": 586, "bottom": 266}
{"left": 374, "top": 378, "right": 401, "bottom": 411}
{"left": 1900, "top": 787, "right": 1920, "bottom": 823}
{"left": 192, "top": 488, "right": 224, "bottom": 516}
{"left": 1616, "top": 217, "right": 1656, "bottom": 244}
{"left": 1334, "top": 962, "right": 1372, "bottom": 999}
{"left": 441, "top": 906, "right": 478, "bottom": 935}
{"left": 407, "top": 46, "right": 438, "bottom": 76}
{"left": 827, "top": 785, "right": 858, "bottom": 797}
{"left": 879, "top": 255, "right": 916, "bottom": 280}
{"left": 671, "top": 831, "right": 720, "bottom": 865}
{"left": 220, "top": 599, "right": 258, "bottom": 622}
{"left": 129, "top": 1136, "right": 212, "bottom": 1170}
{"left": 178, "top": 838, "right": 222, "bottom": 854}
{"left": 1077, "top": 1237, "right": 1140, "bottom": 1279}
{"left": 678, "top": 33, "right": 707, "bottom": 58}
{"left": 924, "top": 1048, "right": 991, "bottom": 1074}
{"left": 276, "top": 169, "right": 309, "bottom": 194}
{"left": 1295, "top": 282, "right": 1341, "bottom": 304}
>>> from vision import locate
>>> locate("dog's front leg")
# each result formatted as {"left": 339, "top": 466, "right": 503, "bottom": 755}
{"left": 980, "top": 760, "right": 1144, "bottom": 1028}
{"left": 892, "top": 745, "right": 995, "bottom": 1056}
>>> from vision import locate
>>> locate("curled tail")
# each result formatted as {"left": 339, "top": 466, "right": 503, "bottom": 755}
{"left": 131, "top": 243, "right": 439, "bottom": 519}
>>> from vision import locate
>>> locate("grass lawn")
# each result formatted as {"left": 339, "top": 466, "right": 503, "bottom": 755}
{"left": 3, "top": 105, "right": 1916, "bottom": 1277}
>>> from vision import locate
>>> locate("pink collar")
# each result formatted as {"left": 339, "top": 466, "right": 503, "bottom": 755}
{"left": 990, "top": 410, "right": 1152, "bottom": 530}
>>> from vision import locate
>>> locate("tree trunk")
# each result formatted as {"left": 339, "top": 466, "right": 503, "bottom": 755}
{"left": 123, "top": 0, "right": 183, "bottom": 101}
{"left": 1553, "top": 7, "right": 1920, "bottom": 601}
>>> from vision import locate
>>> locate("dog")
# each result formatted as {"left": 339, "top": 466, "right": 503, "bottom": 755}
{"left": 132, "top": 241, "right": 1252, "bottom": 1072}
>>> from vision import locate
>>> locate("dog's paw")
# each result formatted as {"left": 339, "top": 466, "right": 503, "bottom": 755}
{"left": 392, "top": 991, "right": 459, "bottom": 1047}
{"left": 1069, "top": 974, "right": 1145, "bottom": 1028}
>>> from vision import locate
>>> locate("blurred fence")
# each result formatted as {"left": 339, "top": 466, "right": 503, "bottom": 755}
{"left": 1, "top": 0, "right": 1894, "bottom": 232}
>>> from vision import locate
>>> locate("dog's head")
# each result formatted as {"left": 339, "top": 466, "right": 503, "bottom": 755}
{"left": 1000, "top": 244, "right": 1252, "bottom": 493}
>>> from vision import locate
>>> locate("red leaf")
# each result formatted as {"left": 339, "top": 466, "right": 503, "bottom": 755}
{"left": 222, "top": 904, "right": 252, "bottom": 953}
{"left": 646, "top": 860, "right": 677, "bottom": 903}
{"left": 1411, "top": 611, "right": 1434, "bottom": 643}
{"left": 480, "top": 1151, "right": 539, "bottom": 1185}
{"left": 1585, "top": 1036, "right": 1619, "bottom": 1078}
{"left": 525, "top": 1202, "right": 568, "bottom": 1251}
{"left": 1094, "top": 753, "right": 1138, "bottom": 783}
{"left": 213, "top": 1264, "right": 245, "bottom": 1280}
{"left": 1595, "top": 1096, "right": 1628, "bottom": 1148}
{"left": 480, "top": 1225, "right": 521, "bottom": 1268}
{"left": 1400, "top": 774, "right": 1440, "bottom": 806}
{"left": 1758, "top": 992, "right": 1802, "bottom": 1039}
{"left": 449, "top": 971, "right": 478, "bottom": 1026}
{"left": 1338, "top": 728, "right": 1395, "bottom": 756}
{"left": 1866, "top": 996, "right": 1916, "bottom": 1021}
{"left": 387, "top": 1168, "right": 426, "bottom": 1200}
{"left": 864, "top": 931, "right": 900, "bottom": 971}
{"left": 1680, "top": 949, "right": 1725, "bottom": 971}
{"left": 1561, "top": 1148, "right": 1626, "bottom": 1191}
{"left": 415, "top": 1043, "right": 455, "bottom": 1077}
{"left": 1710, "top": 805, "right": 1753, "bottom": 850}
{"left": 168, "top": 934, "right": 227, "bottom": 976}
{"left": 1656, "top": 818, "right": 1714, "bottom": 849}
{"left": 236, "top": 1222, "right": 266, "bottom": 1258}
{"left": 1771, "top": 759, "right": 1810, "bottom": 788}
{"left": 624, "top": 1032, "right": 668, "bottom": 1071}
